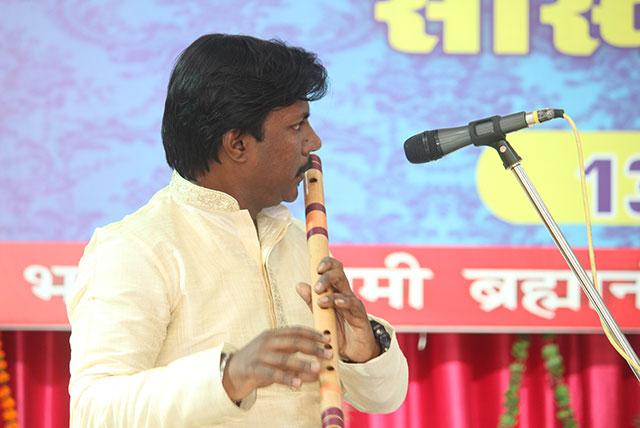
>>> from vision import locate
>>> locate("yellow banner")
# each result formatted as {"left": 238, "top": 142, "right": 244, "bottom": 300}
{"left": 476, "top": 131, "right": 640, "bottom": 225}
{"left": 375, "top": 0, "right": 640, "bottom": 56}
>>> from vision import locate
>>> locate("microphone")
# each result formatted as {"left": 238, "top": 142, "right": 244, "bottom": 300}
{"left": 404, "top": 108, "right": 564, "bottom": 164}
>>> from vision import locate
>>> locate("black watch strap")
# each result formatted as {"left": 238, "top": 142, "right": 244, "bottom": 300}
{"left": 370, "top": 319, "right": 391, "bottom": 353}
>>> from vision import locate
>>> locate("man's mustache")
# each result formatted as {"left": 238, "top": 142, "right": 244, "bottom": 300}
{"left": 296, "top": 157, "right": 313, "bottom": 177}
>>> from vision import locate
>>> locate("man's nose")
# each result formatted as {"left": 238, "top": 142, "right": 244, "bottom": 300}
{"left": 304, "top": 127, "right": 322, "bottom": 154}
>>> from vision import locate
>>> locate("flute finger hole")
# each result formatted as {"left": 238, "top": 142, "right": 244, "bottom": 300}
{"left": 310, "top": 178, "right": 317, "bottom": 183}
{"left": 326, "top": 366, "right": 335, "bottom": 371}
{"left": 323, "top": 330, "right": 331, "bottom": 335}
{"left": 324, "top": 344, "right": 332, "bottom": 349}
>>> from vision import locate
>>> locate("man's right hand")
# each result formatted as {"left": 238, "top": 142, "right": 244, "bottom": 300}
{"left": 222, "top": 327, "right": 333, "bottom": 402}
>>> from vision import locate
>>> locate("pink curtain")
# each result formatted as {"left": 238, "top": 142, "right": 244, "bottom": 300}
{"left": 2, "top": 332, "right": 70, "bottom": 428}
{"left": 2, "top": 331, "right": 639, "bottom": 428}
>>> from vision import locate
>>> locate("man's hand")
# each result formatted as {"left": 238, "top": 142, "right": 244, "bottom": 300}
{"left": 296, "top": 256, "right": 381, "bottom": 364}
{"left": 222, "top": 327, "right": 332, "bottom": 402}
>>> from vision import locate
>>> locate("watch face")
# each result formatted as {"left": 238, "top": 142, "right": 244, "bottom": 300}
{"left": 370, "top": 320, "right": 391, "bottom": 352}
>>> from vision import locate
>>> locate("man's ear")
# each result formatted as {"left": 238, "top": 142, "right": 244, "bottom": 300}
{"left": 220, "top": 129, "right": 253, "bottom": 163}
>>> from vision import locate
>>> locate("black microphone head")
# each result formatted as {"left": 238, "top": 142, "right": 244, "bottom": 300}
{"left": 404, "top": 130, "right": 441, "bottom": 164}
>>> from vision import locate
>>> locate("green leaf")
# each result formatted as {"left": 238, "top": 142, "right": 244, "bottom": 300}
{"left": 555, "top": 385, "right": 569, "bottom": 406}
{"left": 542, "top": 343, "right": 559, "bottom": 359}
{"left": 499, "top": 414, "right": 516, "bottom": 427}
{"left": 510, "top": 362, "right": 524, "bottom": 373}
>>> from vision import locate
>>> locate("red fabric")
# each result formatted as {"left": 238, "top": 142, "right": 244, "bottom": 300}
{"left": 2, "top": 331, "right": 639, "bottom": 428}
{"left": 2, "top": 331, "right": 70, "bottom": 428}
{"left": 348, "top": 333, "right": 640, "bottom": 428}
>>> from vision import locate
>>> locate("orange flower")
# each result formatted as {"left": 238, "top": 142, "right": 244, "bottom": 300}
{"left": 3, "top": 408, "right": 17, "bottom": 420}
{"left": 0, "top": 335, "right": 18, "bottom": 426}
{"left": 2, "top": 397, "right": 16, "bottom": 409}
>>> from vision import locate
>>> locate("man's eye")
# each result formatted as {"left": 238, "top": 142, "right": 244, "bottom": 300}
{"left": 292, "top": 120, "right": 306, "bottom": 131}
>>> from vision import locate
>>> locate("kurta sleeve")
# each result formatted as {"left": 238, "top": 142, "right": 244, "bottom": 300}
{"left": 66, "top": 229, "right": 253, "bottom": 427}
{"left": 337, "top": 316, "right": 408, "bottom": 413}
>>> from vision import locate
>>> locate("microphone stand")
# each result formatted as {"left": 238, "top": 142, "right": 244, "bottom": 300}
{"left": 490, "top": 139, "right": 640, "bottom": 381}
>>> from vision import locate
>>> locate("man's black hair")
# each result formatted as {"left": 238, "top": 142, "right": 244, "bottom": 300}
{"left": 161, "top": 34, "right": 328, "bottom": 181}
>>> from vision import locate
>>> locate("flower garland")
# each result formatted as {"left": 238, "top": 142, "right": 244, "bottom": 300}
{"left": 541, "top": 334, "right": 577, "bottom": 428}
{"left": 0, "top": 333, "right": 19, "bottom": 428}
{"left": 498, "top": 335, "right": 530, "bottom": 428}
{"left": 499, "top": 334, "right": 577, "bottom": 427}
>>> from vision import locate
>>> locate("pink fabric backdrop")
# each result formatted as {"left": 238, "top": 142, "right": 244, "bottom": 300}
{"left": 2, "top": 331, "right": 639, "bottom": 428}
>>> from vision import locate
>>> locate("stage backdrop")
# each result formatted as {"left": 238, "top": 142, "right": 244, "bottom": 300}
{"left": 1, "top": 2, "right": 640, "bottom": 428}
{"left": 1, "top": 0, "right": 638, "bottom": 331}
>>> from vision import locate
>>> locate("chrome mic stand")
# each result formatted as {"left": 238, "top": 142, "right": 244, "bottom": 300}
{"left": 492, "top": 138, "right": 640, "bottom": 381}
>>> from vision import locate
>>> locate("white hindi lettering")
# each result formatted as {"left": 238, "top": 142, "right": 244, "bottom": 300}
{"left": 519, "top": 270, "right": 581, "bottom": 319}
{"left": 345, "top": 252, "right": 433, "bottom": 310}
{"left": 465, "top": 269, "right": 519, "bottom": 313}
{"left": 606, "top": 271, "right": 640, "bottom": 310}
{"left": 23, "top": 264, "right": 77, "bottom": 301}
{"left": 465, "top": 268, "right": 582, "bottom": 319}
{"left": 465, "top": 268, "right": 640, "bottom": 319}
{"left": 464, "top": 269, "right": 579, "bottom": 319}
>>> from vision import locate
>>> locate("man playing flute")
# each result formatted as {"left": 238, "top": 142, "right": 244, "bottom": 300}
{"left": 66, "top": 33, "right": 408, "bottom": 427}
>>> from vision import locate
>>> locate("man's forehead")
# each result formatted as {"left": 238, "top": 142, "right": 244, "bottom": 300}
{"left": 272, "top": 101, "right": 310, "bottom": 119}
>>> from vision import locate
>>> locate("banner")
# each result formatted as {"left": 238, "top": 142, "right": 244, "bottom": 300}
{"left": 2, "top": 0, "right": 639, "bottom": 247}
{"left": 2, "top": 242, "right": 638, "bottom": 332}
{"left": 1, "top": 2, "right": 638, "bottom": 330}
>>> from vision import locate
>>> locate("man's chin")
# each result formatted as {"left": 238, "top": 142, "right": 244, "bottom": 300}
{"left": 283, "top": 192, "right": 299, "bottom": 203}
{"left": 283, "top": 186, "right": 300, "bottom": 203}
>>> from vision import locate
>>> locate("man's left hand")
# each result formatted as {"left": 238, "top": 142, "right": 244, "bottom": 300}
{"left": 296, "top": 256, "right": 381, "bottom": 363}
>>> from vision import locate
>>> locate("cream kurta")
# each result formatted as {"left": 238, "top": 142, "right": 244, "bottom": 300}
{"left": 66, "top": 172, "right": 408, "bottom": 427}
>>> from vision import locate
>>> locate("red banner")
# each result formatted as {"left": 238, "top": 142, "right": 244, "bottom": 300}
{"left": 0, "top": 242, "right": 82, "bottom": 329}
{"left": 1, "top": 242, "right": 639, "bottom": 332}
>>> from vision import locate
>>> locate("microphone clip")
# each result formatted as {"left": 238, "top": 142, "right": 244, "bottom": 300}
{"left": 469, "top": 115, "right": 506, "bottom": 147}
{"left": 468, "top": 115, "right": 521, "bottom": 169}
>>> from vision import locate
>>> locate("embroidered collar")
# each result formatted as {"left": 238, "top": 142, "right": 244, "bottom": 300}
{"left": 169, "top": 171, "right": 240, "bottom": 212}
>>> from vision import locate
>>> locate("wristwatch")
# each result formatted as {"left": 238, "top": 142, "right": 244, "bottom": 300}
{"left": 220, "top": 352, "right": 243, "bottom": 407}
{"left": 370, "top": 319, "right": 391, "bottom": 353}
